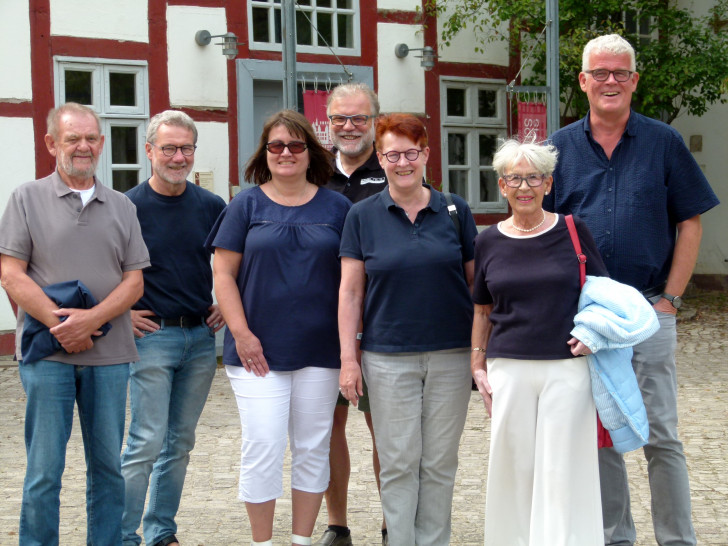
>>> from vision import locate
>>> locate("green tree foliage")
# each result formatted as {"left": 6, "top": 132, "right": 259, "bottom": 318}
{"left": 425, "top": 0, "right": 728, "bottom": 124}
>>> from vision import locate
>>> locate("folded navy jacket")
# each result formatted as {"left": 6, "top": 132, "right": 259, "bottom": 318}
{"left": 21, "top": 280, "right": 112, "bottom": 364}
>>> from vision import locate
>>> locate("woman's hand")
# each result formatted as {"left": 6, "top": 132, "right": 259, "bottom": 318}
{"left": 234, "top": 331, "right": 269, "bottom": 377}
{"left": 339, "top": 358, "right": 363, "bottom": 407}
{"left": 472, "top": 367, "right": 493, "bottom": 417}
{"left": 568, "top": 337, "right": 593, "bottom": 357}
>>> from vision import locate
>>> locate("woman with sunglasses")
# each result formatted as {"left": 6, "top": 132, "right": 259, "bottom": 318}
{"left": 470, "top": 139, "right": 609, "bottom": 545}
{"left": 338, "top": 112, "right": 478, "bottom": 545}
{"left": 206, "top": 110, "right": 351, "bottom": 546}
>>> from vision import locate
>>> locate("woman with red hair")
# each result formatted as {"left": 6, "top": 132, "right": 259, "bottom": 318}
{"left": 338, "top": 113, "right": 477, "bottom": 545}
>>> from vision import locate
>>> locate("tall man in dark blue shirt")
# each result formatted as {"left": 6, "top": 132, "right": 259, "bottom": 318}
{"left": 121, "top": 111, "right": 226, "bottom": 546}
{"left": 545, "top": 34, "right": 719, "bottom": 546}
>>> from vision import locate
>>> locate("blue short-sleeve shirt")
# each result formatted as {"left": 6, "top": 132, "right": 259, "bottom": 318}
{"left": 206, "top": 186, "right": 351, "bottom": 371}
{"left": 545, "top": 111, "right": 719, "bottom": 291}
{"left": 340, "top": 185, "right": 477, "bottom": 353}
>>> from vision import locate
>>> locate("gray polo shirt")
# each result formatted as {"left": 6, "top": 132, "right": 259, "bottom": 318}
{"left": 0, "top": 171, "right": 150, "bottom": 365}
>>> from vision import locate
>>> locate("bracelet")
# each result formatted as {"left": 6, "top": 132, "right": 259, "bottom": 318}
{"left": 472, "top": 347, "right": 486, "bottom": 353}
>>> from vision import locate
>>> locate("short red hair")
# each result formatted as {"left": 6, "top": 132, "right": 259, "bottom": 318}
{"left": 375, "top": 113, "right": 428, "bottom": 150}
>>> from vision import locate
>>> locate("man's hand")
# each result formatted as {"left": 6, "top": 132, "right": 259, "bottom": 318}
{"left": 653, "top": 297, "right": 678, "bottom": 315}
{"left": 49, "top": 308, "right": 103, "bottom": 353}
{"left": 131, "top": 309, "right": 160, "bottom": 337}
{"left": 206, "top": 304, "right": 226, "bottom": 333}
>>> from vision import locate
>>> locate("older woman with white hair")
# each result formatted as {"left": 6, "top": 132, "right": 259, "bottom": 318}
{"left": 471, "top": 139, "right": 609, "bottom": 545}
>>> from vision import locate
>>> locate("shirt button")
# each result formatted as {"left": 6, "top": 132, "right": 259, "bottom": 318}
{"left": 606, "top": 254, "right": 611, "bottom": 258}
{"left": 606, "top": 230, "right": 611, "bottom": 235}
{"left": 76, "top": 208, "right": 81, "bottom": 212}
{"left": 608, "top": 188, "right": 613, "bottom": 192}
{"left": 607, "top": 208, "right": 612, "bottom": 212}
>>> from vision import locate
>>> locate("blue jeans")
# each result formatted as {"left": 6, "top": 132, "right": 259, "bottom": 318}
{"left": 121, "top": 324, "right": 216, "bottom": 546}
{"left": 18, "top": 359, "right": 130, "bottom": 546}
{"left": 599, "top": 312, "right": 696, "bottom": 545}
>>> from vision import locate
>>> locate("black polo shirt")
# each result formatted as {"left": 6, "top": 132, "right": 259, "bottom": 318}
{"left": 324, "top": 148, "right": 387, "bottom": 203}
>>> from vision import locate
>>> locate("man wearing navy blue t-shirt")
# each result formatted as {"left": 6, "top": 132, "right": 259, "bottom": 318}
{"left": 545, "top": 35, "right": 719, "bottom": 546}
{"left": 121, "top": 111, "right": 226, "bottom": 546}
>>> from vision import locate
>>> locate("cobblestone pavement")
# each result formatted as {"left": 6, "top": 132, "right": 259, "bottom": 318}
{"left": 1, "top": 301, "right": 726, "bottom": 545}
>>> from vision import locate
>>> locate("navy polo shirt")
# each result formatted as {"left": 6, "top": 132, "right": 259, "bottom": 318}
{"left": 340, "top": 185, "right": 477, "bottom": 353}
{"left": 545, "top": 110, "right": 719, "bottom": 291}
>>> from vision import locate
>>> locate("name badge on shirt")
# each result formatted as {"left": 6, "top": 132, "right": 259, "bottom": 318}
{"left": 361, "top": 177, "right": 385, "bottom": 185}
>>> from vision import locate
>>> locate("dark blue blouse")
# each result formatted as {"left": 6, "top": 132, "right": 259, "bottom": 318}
{"left": 206, "top": 186, "right": 351, "bottom": 371}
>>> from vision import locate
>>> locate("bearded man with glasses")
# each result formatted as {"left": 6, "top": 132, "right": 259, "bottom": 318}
{"left": 545, "top": 34, "right": 719, "bottom": 546}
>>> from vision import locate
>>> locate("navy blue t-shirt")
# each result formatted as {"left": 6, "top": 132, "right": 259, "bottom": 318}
{"left": 545, "top": 111, "right": 719, "bottom": 291}
{"left": 472, "top": 215, "right": 608, "bottom": 360}
{"left": 340, "top": 185, "right": 477, "bottom": 353}
{"left": 206, "top": 186, "right": 351, "bottom": 371}
{"left": 126, "top": 181, "right": 226, "bottom": 317}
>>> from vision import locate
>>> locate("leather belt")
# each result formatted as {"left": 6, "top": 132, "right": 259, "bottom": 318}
{"left": 149, "top": 315, "right": 205, "bottom": 328}
{"left": 641, "top": 283, "right": 666, "bottom": 302}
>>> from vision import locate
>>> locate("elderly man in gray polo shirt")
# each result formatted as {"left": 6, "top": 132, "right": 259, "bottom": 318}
{"left": 0, "top": 102, "right": 150, "bottom": 545}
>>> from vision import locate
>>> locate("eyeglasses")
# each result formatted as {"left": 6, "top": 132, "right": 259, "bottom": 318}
{"left": 502, "top": 174, "right": 546, "bottom": 188}
{"left": 381, "top": 149, "right": 423, "bottom": 163}
{"left": 151, "top": 144, "right": 197, "bottom": 157}
{"left": 328, "top": 115, "right": 371, "bottom": 126}
{"left": 584, "top": 69, "right": 634, "bottom": 82}
{"left": 265, "top": 140, "right": 308, "bottom": 154}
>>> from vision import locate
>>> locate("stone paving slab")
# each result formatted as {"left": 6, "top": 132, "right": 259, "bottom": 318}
{"left": 0, "top": 307, "right": 726, "bottom": 545}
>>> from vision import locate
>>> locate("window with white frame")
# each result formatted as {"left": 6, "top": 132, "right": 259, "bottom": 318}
{"left": 249, "top": 0, "right": 359, "bottom": 55}
{"left": 624, "top": 10, "right": 657, "bottom": 47}
{"left": 54, "top": 58, "right": 149, "bottom": 192}
{"left": 441, "top": 79, "right": 507, "bottom": 213}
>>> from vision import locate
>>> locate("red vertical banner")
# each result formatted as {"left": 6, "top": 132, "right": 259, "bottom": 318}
{"left": 303, "top": 90, "right": 333, "bottom": 149}
{"left": 517, "top": 102, "right": 548, "bottom": 143}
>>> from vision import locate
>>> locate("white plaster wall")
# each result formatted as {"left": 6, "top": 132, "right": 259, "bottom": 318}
{"left": 377, "top": 0, "right": 419, "bottom": 11}
{"left": 437, "top": 7, "right": 509, "bottom": 66}
{"left": 0, "top": 0, "right": 32, "bottom": 100}
{"left": 377, "top": 24, "right": 426, "bottom": 113}
{"left": 0, "top": 117, "right": 37, "bottom": 330}
{"left": 193, "top": 121, "right": 231, "bottom": 204}
{"left": 167, "top": 6, "right": 229, "bottom": 109}
{"left": 672, "top": 108, "right": 728, "bottom": 274}
{"left": 50, "top": 0, "right": 148, "bottom": 42}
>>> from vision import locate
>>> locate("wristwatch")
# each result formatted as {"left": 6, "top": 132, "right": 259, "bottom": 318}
{"left": 662, "top": 292, "right": 683, "bottom": 309}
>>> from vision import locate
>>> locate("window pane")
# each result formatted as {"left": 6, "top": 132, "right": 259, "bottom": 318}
{"left": 337, "top": 0, "right": 352, "bottom": 8}
{"left": 639, "top": 16, "right": 651, "bottom": 35}
{"left": 479, "top": 170, "right": 498, "bottom": 202}
{"left": 479, "top": 134, "right": 497, "bottom": 165}
{"left": 65, "top": 70, "right": 93, "bottom": 105}
{"left": 109, "top": 72, "right": 136, "bottom": 107}
{"left": 112, "top": 170, "right": 139, "bottom": 193}
{"left": 318, "top": 12, "right": 333, "bottom": 46}
{"left": 296, "top": 11, "right": 312, "bottom": 45}
{"left": 625, "top": 11, "right": 637, "bottom": 34}
{"left": 448, "top": 133, "right": 467, "bottom": 165}
{"left": 297, "top": 0, "right": 311, "bottom": 5}
{"left": 274, "top": 9, "right": 282, "bottom": 43}
{"left": 478, "top": 89, "right": 497, "bottom": 118}
{"left": 318, "top": 0, "right": 332, "bottom": 6}
{"left": 110, "top": 126, "right": 138, "bottom": 164}
{"left": 446, "top": 88, "right": 466, "bottom": 117}
{"left": 252, "top": 7, "right": 270, "bottom": 42}
{"left": 337, "top": 14, "right": 353, "bottom": 48}
{"left": 449, "top": 170, "right": 468, "bottom": 200}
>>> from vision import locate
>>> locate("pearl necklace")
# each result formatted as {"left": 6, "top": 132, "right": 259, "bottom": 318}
{"left": 512, "top": 209, "right": 546, "bottom": 233}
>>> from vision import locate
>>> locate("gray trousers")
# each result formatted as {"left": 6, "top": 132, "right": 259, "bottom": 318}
{"left": 599, "top": 311, "right": 696, "bottom": 545}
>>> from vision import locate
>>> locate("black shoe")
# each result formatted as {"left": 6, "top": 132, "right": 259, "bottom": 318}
{"left": 153, "top": 535, "right": 179, "bottom": 546}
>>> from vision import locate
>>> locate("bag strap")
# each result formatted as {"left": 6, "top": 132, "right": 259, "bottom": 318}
{"left": 443, "top": 191, "right": 462, "bottom": 242}
{"left": 565, "top": 214, "right": 587, "bottom": 288}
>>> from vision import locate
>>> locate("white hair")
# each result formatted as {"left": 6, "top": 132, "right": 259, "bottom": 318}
{"left": 582, "top": 34, "right": 636, "bottom": 72}
{"left": 492, "top": 139, "right": 558, "bottom": 177}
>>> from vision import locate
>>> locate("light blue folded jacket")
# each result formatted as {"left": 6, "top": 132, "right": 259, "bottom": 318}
{"left": 571, "top": 276, "right": 660, "bottom": 453}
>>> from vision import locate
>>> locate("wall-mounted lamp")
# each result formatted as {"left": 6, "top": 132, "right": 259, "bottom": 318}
{"left": 394, "top": 43, "right": 437, "bottom": 71}
{"left": 195, "top": 30, "right": 242, "bottom": 60}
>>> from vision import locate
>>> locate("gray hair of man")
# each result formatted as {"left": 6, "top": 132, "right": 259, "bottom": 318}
{"left": 47, "top": 103, "right": 102, "bottom": 140}
{"left": 582, "top": 34, "right": 636, "bottom": 72}
{"left": 326, "top": 82, "right": 380, "bottom": 117}
{"left": 146, "top": 110, "right": 198, "bottom": 145}
{"left": 492, "top": 138, "right": 559, "bottom": 178}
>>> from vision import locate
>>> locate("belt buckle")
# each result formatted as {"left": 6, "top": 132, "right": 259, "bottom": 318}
{"left": 179, "top": 316, "right": 194, "bottom": 328}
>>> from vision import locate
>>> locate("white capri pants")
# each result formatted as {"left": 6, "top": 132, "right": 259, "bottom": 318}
{"left": 226, "top": 365, "right": 339, "bottom": 503}
{"left": 484, "top": 357, "right": 602, "bottom": 546}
